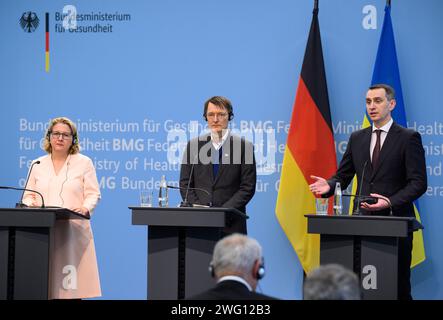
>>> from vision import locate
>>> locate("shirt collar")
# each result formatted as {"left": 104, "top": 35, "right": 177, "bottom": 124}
{"left": 217, "top": 275, "right": 252, "bottom": 291}
{"left": 211, "top": 129, "right": 230, "bottom": 149}
{"left": 372, "top": 118, "right": 393, "bottom": 133}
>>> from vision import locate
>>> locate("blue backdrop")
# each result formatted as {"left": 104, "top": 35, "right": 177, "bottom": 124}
{"left": 1, "top": 0, "right": 442, "bottom": 299}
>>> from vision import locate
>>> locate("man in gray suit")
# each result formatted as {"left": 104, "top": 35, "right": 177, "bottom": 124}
{"left": 179, "top": 96, "right": 256, "bottom": 234}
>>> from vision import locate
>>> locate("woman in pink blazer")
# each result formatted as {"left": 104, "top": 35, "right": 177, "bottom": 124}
{"left": 23, "top": 117, "right": 101, "bottom": 299}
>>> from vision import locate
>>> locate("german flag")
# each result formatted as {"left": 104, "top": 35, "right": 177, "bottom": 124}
{"left": 45, "top": 12, "right": 49, "bottom": 72}
{"left": 276, "top": 5, "right": 336, "bottom": 273}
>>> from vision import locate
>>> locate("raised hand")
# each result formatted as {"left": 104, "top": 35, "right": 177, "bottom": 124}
{"left": 309, "top": 175, "right": 331, "bottom": 196}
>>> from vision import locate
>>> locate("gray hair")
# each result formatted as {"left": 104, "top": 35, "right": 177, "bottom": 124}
{"left": 211, "top": 233, "right": 262, "bottom": 277}
{"left": 303, "top": 264, "right": 361, "bottom": 300}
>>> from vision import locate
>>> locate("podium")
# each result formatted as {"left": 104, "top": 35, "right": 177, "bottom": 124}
{"left": 306, "top": 214, "right": 423, "bottom": 300}
{"left": 130, "top": 206, "right": 248, "bottom": 299}
{"left": 0, "top": 207, "right": 88, "bottom": 300}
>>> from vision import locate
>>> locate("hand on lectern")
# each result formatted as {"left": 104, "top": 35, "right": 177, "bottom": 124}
{"left": 71, "top": 206, "right": 90, "bottom": 218}
{"left": 309, "top": 175, "right": 331, "bottom": 196}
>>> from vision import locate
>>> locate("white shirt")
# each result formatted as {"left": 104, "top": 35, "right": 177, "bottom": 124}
{"left": 370, "top": 118, "right": 393, "bottom": 161}
{"left": 211, "top": 129, "right": 230, "bottom": 150}
{"left": 217, "top": 275, "right": 252, "bottom": 291}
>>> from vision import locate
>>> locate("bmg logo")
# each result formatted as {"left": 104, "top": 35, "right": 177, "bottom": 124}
{"left": 19, "top": 12, "right": 39, "bottom": 33}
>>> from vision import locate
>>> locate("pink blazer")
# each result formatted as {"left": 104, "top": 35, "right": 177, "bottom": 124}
{"left": 23, "top": 153, "right": 101, "bottom": 299}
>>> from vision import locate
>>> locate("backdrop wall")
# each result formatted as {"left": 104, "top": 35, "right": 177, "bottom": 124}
{"left": 1, "top": 0, "right": 442, "bottom": 299}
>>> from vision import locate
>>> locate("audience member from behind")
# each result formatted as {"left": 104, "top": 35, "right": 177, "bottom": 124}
{"left": 188, "top": 233, "right": 277, "bottom": 300}
{"left": 303, "top": 264, "right": 361, "bottom": 300}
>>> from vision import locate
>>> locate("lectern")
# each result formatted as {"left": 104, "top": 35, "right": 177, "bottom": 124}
{"left": 306, "top": 214, "right": 423, "bottom": 300}
{"left": 130, "top": 206, "right": 248, "bottom": 300}
{"left": 0, "top": 207, "right": 87, "bottom": 300}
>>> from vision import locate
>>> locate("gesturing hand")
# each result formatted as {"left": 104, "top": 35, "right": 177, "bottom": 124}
{"left": 309, "top": 175, "right": 331, "bottom": 196}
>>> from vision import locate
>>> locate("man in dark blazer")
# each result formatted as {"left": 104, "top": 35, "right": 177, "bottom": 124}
{"left": 180, "top": 96, "right": 256, "bottom": 234}
{"left": 309, "top": 84, "right": 427, "bottom": 300}
{"left": 188, "top": 233, "right": 277, "bottom": 300}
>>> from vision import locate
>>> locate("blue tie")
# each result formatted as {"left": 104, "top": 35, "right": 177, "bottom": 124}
{"left": 212, "top": 148, "right": 223, "bottom": 178}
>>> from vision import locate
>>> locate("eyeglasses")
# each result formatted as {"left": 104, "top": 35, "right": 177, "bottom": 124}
{"left": 50, "top": 131, "right": 72, "bottom": 140}
{"left": 207, "top": 112, "right": 228, "bottom": 119}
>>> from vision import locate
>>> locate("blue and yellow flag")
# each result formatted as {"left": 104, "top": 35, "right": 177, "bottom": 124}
{"left": 350, "top": 4, "right": 425, "bottom": 267}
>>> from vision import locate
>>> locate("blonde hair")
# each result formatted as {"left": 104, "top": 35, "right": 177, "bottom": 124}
{"left": 43, "top": 117, "right": 80, "bottom": 154}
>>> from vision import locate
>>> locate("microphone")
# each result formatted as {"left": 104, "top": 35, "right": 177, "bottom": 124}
{"left": 343, "top": 193, "right": 393, "bottom": 216}
{"left": 181, "top": 153, "right": 199, "bottom": 207}
{"left": 166, "top": 185, "right": 212, "bottom": 208}
{"left": 355, "top": 160, "right": 368, "bottom": 215}
{"left": 18, "top": 160, "right": 41, "bottom": 208}
{"left": 0, "top": 186, "right": 45, "bottom": 208}
{"left": 167, "top": 185, "right": 212, "bottom": 207}
{"left": 167, "top": 185, "right": 211, "bottom": 196}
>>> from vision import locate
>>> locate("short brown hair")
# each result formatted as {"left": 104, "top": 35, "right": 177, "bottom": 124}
{"left": 203, "top": 96, "right": 234, "bottom": 121}
{"left": 44, "top": 117, "right": 80, "bottom": 155}
{"left": 369, "top": 84, "right": 395, "bottom": 101}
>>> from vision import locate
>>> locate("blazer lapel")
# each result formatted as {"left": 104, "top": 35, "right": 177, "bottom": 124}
{"left": 361, "top": 128, "right": 372, "bottom": 169}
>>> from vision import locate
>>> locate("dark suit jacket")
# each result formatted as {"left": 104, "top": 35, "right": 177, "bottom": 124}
{"left": 325, "top": 122, "right": 427, "bottom": 217}
{"left": 187, "top": 280, "right": 277, "bottom": 300}
{"left": 180, "top": 133, "right": 256, "bottom": 233}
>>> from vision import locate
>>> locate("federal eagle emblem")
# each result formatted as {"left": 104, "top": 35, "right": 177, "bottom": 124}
{"left": 19, "top": 12, "right": 39, "bottom": 33}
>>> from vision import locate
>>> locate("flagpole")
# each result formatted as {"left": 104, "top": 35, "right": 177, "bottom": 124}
{"left": 313, "top": 0, "right": 319, "bottom": 14}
